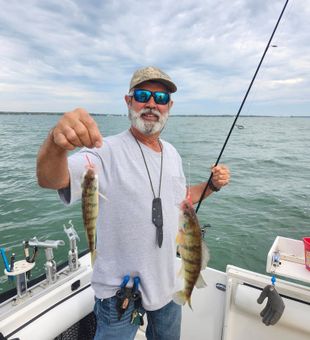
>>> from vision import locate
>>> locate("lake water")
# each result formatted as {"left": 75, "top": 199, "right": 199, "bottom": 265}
{"left": 0, "top": 113, "right": 309, "bottom": 292}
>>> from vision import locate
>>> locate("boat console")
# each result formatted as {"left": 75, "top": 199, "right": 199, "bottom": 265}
{"left": 267, "top": 236, "right": 310, "bottom": 284}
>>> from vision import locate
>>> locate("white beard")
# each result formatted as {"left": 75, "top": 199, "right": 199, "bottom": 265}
{"left": 128, "top": 108, "right": 169, "bottom": 135}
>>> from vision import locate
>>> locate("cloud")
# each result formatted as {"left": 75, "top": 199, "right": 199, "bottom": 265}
{"left": 0, "top": 0, "right": 309, "bottom": 115}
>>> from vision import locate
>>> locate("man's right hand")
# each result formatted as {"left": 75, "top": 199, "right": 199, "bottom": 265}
{"left": 37, "top": 108, "right": 103, "bottom": 189}
{"left": 51, "top": 108, "right": 103, "bottom": 150}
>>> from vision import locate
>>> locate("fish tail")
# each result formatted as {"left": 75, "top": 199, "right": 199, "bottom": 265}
{"left": 91, "top": 249, "right": 96, "bottom": 267}
{"left": 188, "top": 297, "right": 193, "bottom": 310}
{"left": 173, "top": 290, "right": 188, "bottom": 306}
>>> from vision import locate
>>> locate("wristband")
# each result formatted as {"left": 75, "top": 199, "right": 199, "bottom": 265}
{"left": 208, "top": 180, "right": 220, "bottom": 192}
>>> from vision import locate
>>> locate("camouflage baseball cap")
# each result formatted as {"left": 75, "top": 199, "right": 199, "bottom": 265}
{"left": 129, "top": 66, "right": 177, "bottom": 93}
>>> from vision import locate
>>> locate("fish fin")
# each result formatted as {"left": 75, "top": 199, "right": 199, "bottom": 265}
{"left": 91, "top": 249, "right": 97, "bottom": 267}
{"left": 177, "top": 244, "right": 185, "bottom": 258}
{"left": 177, "top": 262, "right": 185, "bottom": 278}
{"left": 173, "top": 290, "right": 187, "bottom": 306}
{"left": 201, "top": 240, "right": 210, "bottom": 270}
{"left": 188, "top": 297, "right": 193, "bottom": 310}
{"left": 195, "top": 273, "right": 207, "bottom": 289}
{"left": 98, "top": 192, "right": 108, "bottom": 201}
{"left": 176, "top": 230, "right": 185, "bottom": 245}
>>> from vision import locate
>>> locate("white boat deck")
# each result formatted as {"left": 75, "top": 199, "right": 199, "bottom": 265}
{"left": 1, "top": 237, "right": 309, "bottom": 340}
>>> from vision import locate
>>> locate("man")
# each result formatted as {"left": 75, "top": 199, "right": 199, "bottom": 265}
{"left": 37, "top": 66, "right": 230, "bottom": 340}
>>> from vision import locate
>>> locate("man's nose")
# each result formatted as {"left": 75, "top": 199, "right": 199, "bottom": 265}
{"left": 145, "top": 95, "right": 156, "bottom": 109}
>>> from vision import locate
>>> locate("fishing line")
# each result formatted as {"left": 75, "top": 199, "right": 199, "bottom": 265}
{"left": 186, "top": 161, "right": 193, "bottom": 203}
{"left": 196, "top": 0, "right": 290, "bottom": 214}
{"left": 85, "top": 154, "right": 92, "bottom": 167}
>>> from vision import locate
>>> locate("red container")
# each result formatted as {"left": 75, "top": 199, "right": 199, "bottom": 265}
{"left": 303, "top": 237, "right": 310, "bottom": 271}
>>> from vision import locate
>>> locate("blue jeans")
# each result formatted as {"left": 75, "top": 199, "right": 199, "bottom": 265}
{"left": 94, "top": 296, "right": 181, "bottom": 340}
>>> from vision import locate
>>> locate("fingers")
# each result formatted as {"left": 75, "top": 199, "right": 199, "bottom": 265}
{"left": 269, "top": 311, "right": 282, "bottom": 325}
{"left": 211, "top": 164, "right": 230, "bottom": 189}
{"left": 262, "top": 306, "right": 274, "bottom": 325}
{"left": 257, "top": 285, "right": 270, "bottom": 304}
{"left": 52, "top": 108, "right": 103, "bottom": 151}
{"left": 52, "top": 128, "right": 76, "bottom": 150}
{"left": 260, "top": 300, "right": 270, "bottom": 317}
{"left": 79, "top": 111, "right": 103, "bottom": 148}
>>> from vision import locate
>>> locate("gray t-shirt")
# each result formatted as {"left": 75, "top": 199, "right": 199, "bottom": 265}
{"left": 59, "top": 130, "right": 186, "bottom": 310}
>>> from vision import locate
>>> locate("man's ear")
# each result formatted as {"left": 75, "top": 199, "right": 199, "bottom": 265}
{"left": 124, "top": 95, "right": 132, "bottom": 107}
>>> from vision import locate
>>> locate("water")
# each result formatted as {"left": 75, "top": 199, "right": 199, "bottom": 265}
{"left": 0, "top": 114, "right": 309, "bottom": 292}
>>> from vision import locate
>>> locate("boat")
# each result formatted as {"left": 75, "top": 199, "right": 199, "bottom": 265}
{"left": 0, "top": 224, "right": 309, "bottom": 340}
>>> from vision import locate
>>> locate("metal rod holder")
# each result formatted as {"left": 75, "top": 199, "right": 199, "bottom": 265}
{"left": 64, "top": 220, "right": 80, "bottom": 272}
{"left": 5, "top": 260, "right": 35, "bottom": 298}
{"left": 28, "top": 237, "right": 65, "bottom": 285}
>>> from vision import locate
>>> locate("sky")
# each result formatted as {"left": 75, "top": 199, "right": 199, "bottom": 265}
{"left": 0, "top": 0, "right": 309, "bottom": 116}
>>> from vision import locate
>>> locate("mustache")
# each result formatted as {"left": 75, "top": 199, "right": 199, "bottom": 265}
{"left": 139, "top": 108, "right": 161, "bottom": 118}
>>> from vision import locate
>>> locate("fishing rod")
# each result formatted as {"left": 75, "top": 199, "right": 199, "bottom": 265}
{"left": 195, "top": 0, "right": 290, "bottom": 214}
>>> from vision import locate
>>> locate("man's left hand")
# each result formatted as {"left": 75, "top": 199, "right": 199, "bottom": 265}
{"left": 211, "top": 164, "right": 230, "bottom": 190}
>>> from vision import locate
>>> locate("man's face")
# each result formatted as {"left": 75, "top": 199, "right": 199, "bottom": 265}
{"left": 125, "top": 82, "right": 173, "bottom": 136}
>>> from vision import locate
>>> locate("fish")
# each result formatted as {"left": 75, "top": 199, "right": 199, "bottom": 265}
{"left": 173, "top": 198, "right": 210, "bottom": 309}
{"left": 82, "top": 165, "right": 99, "bottom": 266}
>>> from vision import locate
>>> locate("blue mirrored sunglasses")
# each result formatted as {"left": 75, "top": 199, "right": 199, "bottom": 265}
{"left": 129, "top": 89, "right": 170, "bottom": 105}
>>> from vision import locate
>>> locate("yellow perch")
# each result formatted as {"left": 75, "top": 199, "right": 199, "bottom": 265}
{"left": 173, "top": 198, "right": 209, "bottom": 309}
{"left": 82, "top": 166, "right": 98, "bottom": 266}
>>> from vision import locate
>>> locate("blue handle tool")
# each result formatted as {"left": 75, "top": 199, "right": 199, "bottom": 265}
{"left": 120, "top": 275, "right": 130, "bottom": 288}
{"left": 0, "top": 248, "right": 11, "bottom": 272}
{"left": 133, "top": 276, "right": 140, "bottom": 291}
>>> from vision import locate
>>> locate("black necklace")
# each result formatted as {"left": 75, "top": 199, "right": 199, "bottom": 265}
{"left": 131, "top": 130, "right": 164, "bottom": 248}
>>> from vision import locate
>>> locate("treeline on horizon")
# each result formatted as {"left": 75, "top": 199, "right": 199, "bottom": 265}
{"left": 0, "top": 111, "right": 309, "bottom": 118}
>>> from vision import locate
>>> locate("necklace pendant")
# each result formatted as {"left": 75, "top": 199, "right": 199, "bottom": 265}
{"left": 152, "top": 198, "right": 163, "bottom": 247}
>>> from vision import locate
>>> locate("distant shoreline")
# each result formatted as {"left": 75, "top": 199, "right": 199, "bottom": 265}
{"left": 0, "top": 111, "right": 309, "bottom": 118}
